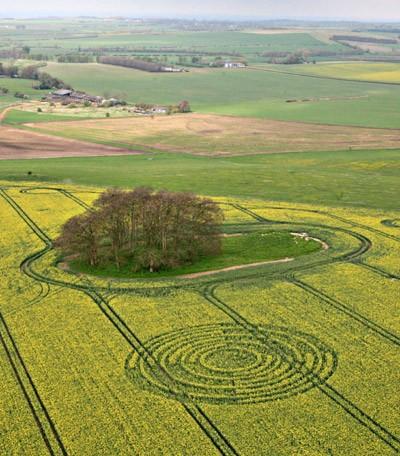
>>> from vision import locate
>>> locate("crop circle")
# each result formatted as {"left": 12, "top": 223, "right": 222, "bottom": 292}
{"left": 126, "top": 323, "right": 337, "bottom": 404}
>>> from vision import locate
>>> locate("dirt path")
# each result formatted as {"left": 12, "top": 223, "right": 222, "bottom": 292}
{"left": 178, "top": 257, "right": 294, "bottom": 279}
{"left": 0, "top": 104, "right": 20, "bottom": 122}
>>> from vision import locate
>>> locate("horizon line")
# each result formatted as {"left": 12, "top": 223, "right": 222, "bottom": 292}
{"left": 1, "top": 15, "right": 400, "bottom": 23}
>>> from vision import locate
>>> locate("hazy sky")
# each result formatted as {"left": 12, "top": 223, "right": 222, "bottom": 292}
{"left": 3, "top": 0, "right": 400, "bottom": 21}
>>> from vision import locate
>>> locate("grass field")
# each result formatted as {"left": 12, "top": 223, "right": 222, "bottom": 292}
{"left": 0, "top": 182, "right": 399, "bottom": 454}
{"left": 21, "top": 112, "right": 400, "bottom": 156}
{"left": 0, "top": 78, "right": 47, "bottom": 111}
{"left": 1, "top": 103, "right": 136, "bottom": 123}
{"left": 43, "top": 62, "right": 400, "bottom": 128}
{"left": 2, "top": 109, "right": 80, "bottom": 125}
{"left": 1, "top": 24, "right": 345, "bottom": 62}
{"left": 0, "top": 148, "right": 399, "bottom": 210}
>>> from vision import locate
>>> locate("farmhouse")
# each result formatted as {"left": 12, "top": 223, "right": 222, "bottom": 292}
{"left": 163, "top": 66, "right": 185, "bottom": 73}
{"left": 151, "top": 106, "right": 169, "bottom": 114}
{"left": 224, "top": 61, "right": 246, "bottom": 69}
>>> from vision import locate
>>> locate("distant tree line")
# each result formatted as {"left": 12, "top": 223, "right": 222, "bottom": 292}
{"left": 331, "top": 35, "right": 398, "bottom": 45}
{"left": 84, "top": 46, "right": 242, "bottom": 57}
{"left": 98, "top": 56, "right": 169, "bottom": 72}
{"left": 0, "top": 46, "right": 50, "bottom": 61}
{"left": 56, "top": 188, "right": 223, "bottom": 272}
{"left": 0, "top": 63, "right": 71, "bottom": 90}
{"left": 262, "top": 48, "right": 363, "bottom": 59}
{"left": 57, "top": 54, "right": 94, "bottom": 63}
{"left": 365, "top": 28, "right": 400, "bottom": 34}
{"left": 262, "top": 47, "right": 364, "bottom": 64}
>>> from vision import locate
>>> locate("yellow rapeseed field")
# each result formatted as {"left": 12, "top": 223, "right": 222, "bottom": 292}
{"left": 0, "top": 181, "right": 399, "bottom": 455}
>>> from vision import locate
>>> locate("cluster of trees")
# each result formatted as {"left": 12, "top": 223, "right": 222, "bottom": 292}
{"left": 0, "top": 63, "right": 19, "bottom": 78}
{"left": 56, "top": 188, "right": 223, "bottom": 273}
{"left": 98, "top": 56, "right": 171, "bottom": 72}
{"left": 35, "top": 71, "right": 72, "bottom": 90}
{"left": 0, "top": 47, "right": 48, "bottom": 61}
{"left": 14, "top": 92, "right": 29, "bottom": 99}
{"left": 57, "top": 54, "right": 94, "bottom": 63}
{"left": 0, "top": 63, "right": 71, "bottom": 90}
{"left": 177, "top": 100, "right": 191, "bottom": 113}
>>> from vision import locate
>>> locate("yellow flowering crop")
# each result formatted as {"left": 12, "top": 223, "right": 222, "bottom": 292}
{"left": 0, "top": 181, "right": 399, "bottom": 455}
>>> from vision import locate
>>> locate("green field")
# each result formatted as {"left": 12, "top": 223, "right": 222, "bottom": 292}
{"left": 0, "top": 148, "right": 399, "bottom": 210}
{"left": 27, "top": 31, "right": 333, "bottom": 52}
{"left": 0, "top": 20, "right": 346, "bottom": 62}
{"left": 1, "top": 108, "right": 80, "bottom": 124}
{"left": 0, "top": 78, "right": 47, "bottom": 110}
{"left": 43, "top": 62, "right": 400, "bottom": 128}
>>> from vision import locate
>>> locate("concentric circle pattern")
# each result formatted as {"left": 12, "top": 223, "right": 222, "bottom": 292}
{"left": 125, "top": 324, "right": 337, "bottom": 404}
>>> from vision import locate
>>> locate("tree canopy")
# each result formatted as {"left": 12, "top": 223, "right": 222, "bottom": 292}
{"left": 56, "top": 188, "right": 223, "bottom": 273}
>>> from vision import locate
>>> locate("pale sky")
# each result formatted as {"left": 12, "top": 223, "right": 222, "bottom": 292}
{"left": 2, "top": 0, "right": 400, "bottom": 21}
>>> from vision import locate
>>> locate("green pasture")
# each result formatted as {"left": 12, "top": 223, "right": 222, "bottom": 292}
{"left": 0, "top": 77, "right": 47, "bottom": 110}
{"left": 1, "top": 109, "right": 79, "bottom": 124}
{"left": 2, "top": 28, "right": 344, "bottom": 61}
{"left": 1, "top": 148, "right": 399, "bottom": 211}
{"left": 43, "top": 62, "right": 400, "bottom": 128}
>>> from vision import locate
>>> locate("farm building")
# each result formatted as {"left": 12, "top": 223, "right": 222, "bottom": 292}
{"left": 52, "top": 89, "right": 73, "bottom": 97}
{"left": 49, "top": 89, "right": 103, "bottom": 104}
{"left": 224, "top": 61, "right": 246, "bottom": 69}
{"left": 152, "top": 106, "right": 169, "bottom": 114}
{"left": 163, "top": 67, "right": 185, "bottom": 73}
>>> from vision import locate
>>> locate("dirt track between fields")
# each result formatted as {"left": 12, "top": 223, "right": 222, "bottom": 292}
{"left": 178, "top": 257, "right": 294, "bottom": 279}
